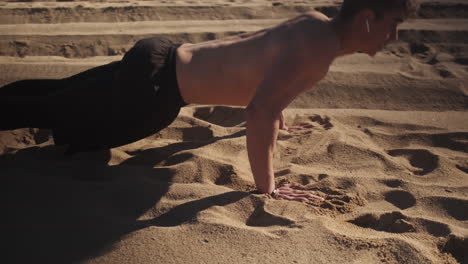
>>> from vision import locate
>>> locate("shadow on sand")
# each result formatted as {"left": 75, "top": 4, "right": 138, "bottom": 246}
{"left": 3, "top": 130, "right": 248, "bottom": 264}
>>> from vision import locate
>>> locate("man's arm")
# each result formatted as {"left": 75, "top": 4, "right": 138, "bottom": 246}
{"left": 245, "top": 106, "right": 280, "bottom": 194}
{"left": 245, "top": 53, "right": 328, "bottom": 195}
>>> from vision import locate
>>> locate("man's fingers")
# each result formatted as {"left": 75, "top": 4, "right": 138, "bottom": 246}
{"left": 278, "top": 184, "right": 305, "bottom": 191}
{"left": 277, "top": 194, "right": 294, "bottom": 200}
{"left": 277, "top": 194, "right": 302, "bottom": 201}
{"left": 274, "top": 183, "right": 325, "bottom": 202}
{"left": 284, "top": 189, "right": 308, "bottom": 195}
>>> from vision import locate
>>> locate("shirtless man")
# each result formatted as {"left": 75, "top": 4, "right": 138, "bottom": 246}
{"left": 0, "top": 0, "right": 418, "bottom": 201}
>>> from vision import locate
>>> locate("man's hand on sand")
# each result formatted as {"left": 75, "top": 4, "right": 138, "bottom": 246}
{"left": 280, "top": 123, "right": 314, "bottom": 132}
{"left": 273, "top": 184, "right": 324, "bottom": 202}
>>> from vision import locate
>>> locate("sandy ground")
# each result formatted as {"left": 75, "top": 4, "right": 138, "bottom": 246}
{"left": 1, "top": 0, "right": 467, "bottom": 263}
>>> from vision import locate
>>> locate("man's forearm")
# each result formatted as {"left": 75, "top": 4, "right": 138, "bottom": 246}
{"left": 245, "top": 109, "right": 280, "bottom": 194}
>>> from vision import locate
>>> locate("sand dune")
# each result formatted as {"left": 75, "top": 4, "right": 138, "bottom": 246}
{"left": 2, "top": 0, "right": 467, "bottom": 264}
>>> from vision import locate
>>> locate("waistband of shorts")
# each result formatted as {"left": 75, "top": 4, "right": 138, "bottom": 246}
{"left": 157, "top": 43, "right": 188, "bottom": 108}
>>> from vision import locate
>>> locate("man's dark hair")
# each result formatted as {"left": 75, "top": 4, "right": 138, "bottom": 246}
{"left": 339, "top": 0, "right": 420, "bottom": 20}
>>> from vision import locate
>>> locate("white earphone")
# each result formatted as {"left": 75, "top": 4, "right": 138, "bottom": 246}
{"left": 366, "top": 19, "right": 370, "bottom": 33}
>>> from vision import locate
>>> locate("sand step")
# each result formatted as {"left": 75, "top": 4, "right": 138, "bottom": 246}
{"left": 1, "top": 56, "right": 465, "bottom": 111}
{"left": 0, "top": 0, "right": 466, "bottom": 24}
{"left": 2, "top": 18, "right": 466, "bottom": 36}
{"left": 0, "top": 19, "right": 467, "bottom": 58}
{"left": 0, "top": 19, "right": 281, "bottom": 58}
{"left": 0, "top": 2, "right": 321, "bottom": 24}
{"left": 418, "top": 1, "right": 468, "bottom": 19}
{"left": 0, "top": 19, "right": 283, "bottom": 36}
{"left": 398, "top": 19, "right": 468, "bottom": 44}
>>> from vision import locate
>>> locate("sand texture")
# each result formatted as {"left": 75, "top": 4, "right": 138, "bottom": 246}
{"left": 1, "top": 0, "right": 467, "bottom": 263}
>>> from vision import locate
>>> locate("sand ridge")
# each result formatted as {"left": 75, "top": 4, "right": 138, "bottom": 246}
{"left": 2, "top": 0, "right": 468, "bottom": 264}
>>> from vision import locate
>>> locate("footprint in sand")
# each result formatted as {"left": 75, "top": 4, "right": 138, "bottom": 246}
{"left": 308, "top": 114, "right": 333, "bottom": 130}
{"left": 425, "top": 197, "right": 468, "bottom": 221}
{"left": 431, "top": 132, "right": 468, "bottom": 153}
{"left": 408, "top": 42, "right": 436, "bottom": 62}
{"left": 422, "top": 219, "right": 452, "bottom": 237}
{"left": 456, "top": 164, "right": 468, "bottom": 174}
{"left": 381, "top": 179, "right": 404, "bottom": 188}
{"left": 278, "top": 114, "right": 333, "bottom": 141}
{"left": 349, "top": 211, "right": 451, "bottom": 237}
{"left": 384, "top": 190, "right": 416, "bottom": 210}
{"left": 287, "top": 114, "right": 333, "bottom": 133}
{"left": 349, "top": 211, "right": 416, "bottom": 233}
{"left": 317, "top": 188, "right": 365, "bottom": 214}
{"left": 387, "top": 148, "right": 439, "bottom": 175}
{"left": 442, "top": 234, "right": 468, "bottom": 264}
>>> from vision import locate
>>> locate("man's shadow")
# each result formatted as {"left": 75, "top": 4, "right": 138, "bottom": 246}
{"left": 3, "top": 129, "right": 248, "bottom": 264}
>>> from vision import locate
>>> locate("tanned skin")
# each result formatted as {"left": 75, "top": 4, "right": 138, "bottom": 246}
{"left": 175, "top": 9, "right": 405, "bottom": 202}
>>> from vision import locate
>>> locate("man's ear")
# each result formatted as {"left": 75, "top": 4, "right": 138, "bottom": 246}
{"left": 356, "top": 8, "right": 376, "bottom": 23}
{"left": 353, "top": 8, "right": 376, "bottom": 34}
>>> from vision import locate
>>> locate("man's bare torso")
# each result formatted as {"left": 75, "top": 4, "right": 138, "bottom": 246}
{"left": 175, "top": 11, "right": 337, "bottom": 107}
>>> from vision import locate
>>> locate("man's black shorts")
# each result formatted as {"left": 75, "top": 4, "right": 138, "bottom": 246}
{"left": 52, "top": 36, "right": 187, "bottom": 152}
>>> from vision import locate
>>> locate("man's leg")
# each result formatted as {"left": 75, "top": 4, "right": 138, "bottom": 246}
{"left": 0, "top": 79, "right": 67, "bottom": 130}
{"left": 0, "top": 79, "right": 65, "bottom": 96}
{"left": 0, "top": 61, "right": 120, "bottom": 133}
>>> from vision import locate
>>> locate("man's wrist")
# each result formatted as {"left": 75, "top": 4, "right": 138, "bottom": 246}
{"left": 270, "top": 188, "right": 278, "bottom": 197}
{"left": 252, "top": 188, "right": 278, "bottom": 197}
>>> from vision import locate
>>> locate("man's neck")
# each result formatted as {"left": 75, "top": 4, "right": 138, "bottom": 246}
{"left": 329, "top": 16, "right": 359, "bottom": 57}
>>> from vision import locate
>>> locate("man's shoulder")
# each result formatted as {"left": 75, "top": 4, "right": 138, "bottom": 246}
{"left": 284, "top": 14, "right": 338, "bottom": 62}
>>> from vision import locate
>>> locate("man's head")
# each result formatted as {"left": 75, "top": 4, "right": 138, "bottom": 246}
{"left": 337, "top": 0, "right": 419, "bottom": 56}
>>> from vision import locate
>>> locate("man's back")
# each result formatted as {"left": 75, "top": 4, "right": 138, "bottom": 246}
{"left": 175, "top": 11, "right": 337, "bottom": 107}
